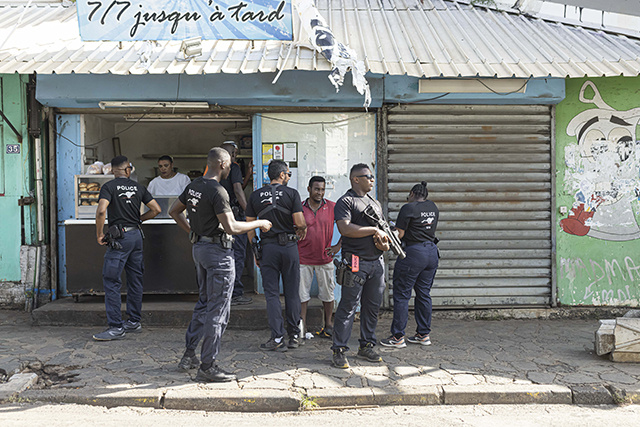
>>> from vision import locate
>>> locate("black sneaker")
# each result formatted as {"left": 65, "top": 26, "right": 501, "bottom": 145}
{"left": 92, "top": 327, "right": 125, "bottom": 341}
{"left": 357, "top": 342, "right": 383, "bottom": 362}
{"left": 288, "top": 335, "right": 300, "bottom": 349}
{"left": 123, "top": 320, "right": 142, "bottom": 333}
{"left": 332, "top": 348, "right": 349, "bottom": 369}
{"left": 231, "top": 295, "right": 253, "bottom": 306}
{"left": 178, "top": 354, "right": 199, "bottom": 371}
{"left": 195, "top": 365, "right": 236, "bottom": 383}
{"left": 260, "top": 337, "right": 288, "bottom": 352}
{"left": 380, "top": 335, "right": 407, "bottom": 348}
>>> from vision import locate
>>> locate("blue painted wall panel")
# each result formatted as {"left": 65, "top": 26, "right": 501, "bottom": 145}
{"left": 56, "top": 115, "right": 83, "bottom": 296}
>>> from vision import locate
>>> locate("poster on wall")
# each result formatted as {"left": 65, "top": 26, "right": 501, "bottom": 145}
{"left": 262, "top": 142, "right": 297, "bottom": 187}
{"left": 76, "top": 0, "right": 293, "bottom": 41}
{"left": 557, "top": 78, "right": 640, "bottom": 307}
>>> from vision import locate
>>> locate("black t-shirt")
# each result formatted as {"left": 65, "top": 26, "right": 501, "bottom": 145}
{"left": 396, "top": 200, "right": 439, "bottom": 244}
{"left": 246, "top": 183, "right": 303, "bottom": 238}
{"left": 220, "top": 162, "right": 243, "bottom": 209}
{"left": 99, "top": 177, "right": 153, "bottom": 227}
{"left": 178, "top": 177, "right": 232, "bottom": 237}
{"left": 334, "top": 189, "right": 384, "bottom": 261}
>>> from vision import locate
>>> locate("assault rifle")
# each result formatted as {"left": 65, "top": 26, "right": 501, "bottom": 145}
{"left": 363, "top": 205, "right": 406, "bottom": 259}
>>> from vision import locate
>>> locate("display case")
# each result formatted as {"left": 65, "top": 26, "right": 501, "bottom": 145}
{"left": 74, "top": 174, "right": 114, "bottom": 218}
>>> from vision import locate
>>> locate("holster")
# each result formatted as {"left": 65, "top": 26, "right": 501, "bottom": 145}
{"left": 333, "top": 257, "right": 365, "bottom": 288}
{"left": 251, "top": 237, "right": 262, "bottom": 261}
{"left": 107, "top": 225, "right": 123, "bottom": 240}
{"left": 220, "top": 233, "right": 234, "bottom": 249}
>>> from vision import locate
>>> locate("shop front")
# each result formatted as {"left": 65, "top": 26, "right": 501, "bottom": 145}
{"left": 39, "top": 72, "right": 377, "bottom": 297}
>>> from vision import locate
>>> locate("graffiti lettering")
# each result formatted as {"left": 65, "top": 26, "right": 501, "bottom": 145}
{"left": 625, "top": 256, "right": 640, "bottom": 280}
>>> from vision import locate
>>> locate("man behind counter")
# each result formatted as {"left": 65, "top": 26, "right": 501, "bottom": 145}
{"left": 147, "top": 155, "right": 191, "bottom": 196}
{"left": 93, "top": 156, "right": 161, "bottom": 341}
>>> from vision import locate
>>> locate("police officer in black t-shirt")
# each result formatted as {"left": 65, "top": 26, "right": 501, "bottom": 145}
{"left": 220, "top": 141, "right": 252, "bottom": 306}
{"left": 331, "top": 163, "right": 391, "bottom": 369}
{"left": 380, "top": 181, "right": 439, "bottom": 349}
{"left": 169, "top": 147, "right": 271, "bottom": 383}
{"left": 93, "top": 156, "right": 161, "bottom": 341}
{"left": 246, "top": 160, "right": 307, "bottom": 352}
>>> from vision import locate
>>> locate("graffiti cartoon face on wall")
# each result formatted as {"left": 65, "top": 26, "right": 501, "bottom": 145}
{"left": 561, "top": 81, "right": 640, "bottom": 241}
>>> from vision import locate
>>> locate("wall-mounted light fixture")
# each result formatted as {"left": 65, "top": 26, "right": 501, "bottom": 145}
{"left": 99, "top": 101, "right": 210, "bottom": 109}
{"left": 123, "top": 114, "right": 250, "bottom": 122}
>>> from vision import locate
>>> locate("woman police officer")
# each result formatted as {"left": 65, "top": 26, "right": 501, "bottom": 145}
{"left": 380, "top": 181, "right": 439, "bottom": 348}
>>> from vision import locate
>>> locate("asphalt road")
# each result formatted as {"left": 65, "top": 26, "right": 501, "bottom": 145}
{"left": 1, "top": 403, "right": 639, "bottom": 426}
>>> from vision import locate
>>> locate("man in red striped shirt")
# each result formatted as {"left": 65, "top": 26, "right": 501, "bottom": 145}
{"left": 298, "top": 176, "right": 341, "bottom": 338}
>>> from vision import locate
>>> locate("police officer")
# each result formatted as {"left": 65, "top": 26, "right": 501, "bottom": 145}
{"left": 220, "top": 141, "right": 252, "bottom": 306}
{"left": 332, "top": 163, "right": 390, "bottom": 368}
{"left": 169, "top": 148, "right": 271, "bottom": 382}
{"left": 246, "top": 160, "right": 307, "bottom": 352}
{"left": 380, "top": 181, "right": 439, "bottom": 348}
{"left": 93, "top": 155, "right": 161, "bottom": 341}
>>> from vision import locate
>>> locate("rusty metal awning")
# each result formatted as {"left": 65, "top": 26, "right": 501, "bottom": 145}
{"left": 1, "top": 0, "right": 639, "bottom": 78}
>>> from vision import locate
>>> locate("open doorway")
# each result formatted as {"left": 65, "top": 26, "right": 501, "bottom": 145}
{"left": 79, "top": 113, "right": 255, "bottom": 294}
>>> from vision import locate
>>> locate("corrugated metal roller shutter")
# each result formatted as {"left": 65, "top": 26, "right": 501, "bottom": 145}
{"left": 386, "top": 104, "right": 552, "bottom": 307}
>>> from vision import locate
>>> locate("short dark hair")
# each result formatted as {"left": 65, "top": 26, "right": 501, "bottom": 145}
{"left": 308, "top": 176, "right": 325, "bottom": 188}
{"left": 350, "top": 163, "right": 370, "bottom": 177}
{"left": 268, "top": 160, "right": 288, "bottom": 180}
{"left": 207, "top": 147, "right": 229, "bottom": 165}
{"left": 111, "top": 155, "right": 128, "bottom": 168}
{"left": 158, "top": 155, "right": 173, "bottom": 163}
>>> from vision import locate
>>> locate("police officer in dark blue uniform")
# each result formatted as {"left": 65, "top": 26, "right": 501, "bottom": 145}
{"left": 169, "top": 148, "right": 271, "bottom": 382}
{"left": 220, "top": 141, "right": 252, "bottom": 306}
{"left": 93, "top": 156, "right": 161, "bottom": 341}
{"left": 331, "top": 163, "right": 390, "bottom": 369}
{"left": 246, "top": 160, "right": 307, "bottom": 352}
{"left": 380, "top": 181, "right": 439, "bottom": 348}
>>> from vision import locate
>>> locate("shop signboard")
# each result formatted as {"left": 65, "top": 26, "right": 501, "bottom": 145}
{"left": 76, "top": 0, "right": 293, "bottom": 41}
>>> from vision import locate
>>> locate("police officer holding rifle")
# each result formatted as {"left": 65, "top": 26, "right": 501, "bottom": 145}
{"left": 169, "top": 148, "right": 271, "bottom": 382}
{"left": 331, "top": 163, "right": 390, "bottom": 369}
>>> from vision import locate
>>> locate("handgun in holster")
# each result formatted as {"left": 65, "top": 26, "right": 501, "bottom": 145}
{"left": 103, "top": 225, "right": 123, "bottom": 250}
{"left": 333, "top": 257, "right": 365, "bottom": 288}
{"left": 220, "top": 233, "right": 234, "bottom": 249}
{"left": 251, "top": 237, "right": 262, "bottom": 261}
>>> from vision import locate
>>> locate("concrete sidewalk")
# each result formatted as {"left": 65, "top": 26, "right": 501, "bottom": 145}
{"left": 1, "top": 309, "right": 639, "bottom": 411}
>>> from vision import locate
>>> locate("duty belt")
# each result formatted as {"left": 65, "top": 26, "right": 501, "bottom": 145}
{"left": 261, "top": 233, "right": 298, "bottom": 244}
{"left": 122, "top": 226, "right": 138, "bottom": 233}
{"left": 195, "top": 235, "right": 223, "bottom": 244}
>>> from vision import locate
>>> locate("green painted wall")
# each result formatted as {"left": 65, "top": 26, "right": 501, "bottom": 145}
{"left": 556, "top": 77, "right": 640, "bottom": 306}
{"left": 0, "top": 74, "right": 33, "bottom": 282}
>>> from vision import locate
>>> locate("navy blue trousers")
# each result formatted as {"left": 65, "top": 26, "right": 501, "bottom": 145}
{"left": 391, "top": 241, "right": 439, "bottom": 337}
{"left": 231, "top": 233, "right": 248, "bottom": 298}
{"left": 260, "top": 242, "right": 301, "bottom": 339}
{"left": 102, "top": 229, "right": 144, "bottom": 328}
{"left": 332, "top": 257, "right": 385, "bottom": 351}
{"left": 184, "top": 242, "right": 235, "bottom": 365}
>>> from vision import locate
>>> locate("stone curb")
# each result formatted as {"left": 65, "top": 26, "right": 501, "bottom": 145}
{"left": 442, "top": 384, "right": 573, "bottom": 405}
{"left": 571, "top": 385, "right": 615, "bottom": 405}
{"left": 163, "top": 387, "right": 300, "bottom": 412}
{"left": 21, "top": 383, "right": 637, "bottom": 411}
{"left": 0, "top": 373, "right": 38, "bottom": 402}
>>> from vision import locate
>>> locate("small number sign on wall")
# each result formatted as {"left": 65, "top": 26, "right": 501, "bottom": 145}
{"left": 6, "top": 144, "right": 20, "bottom": 154}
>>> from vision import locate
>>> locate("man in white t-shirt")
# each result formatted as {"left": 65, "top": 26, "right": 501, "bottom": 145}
{"left": 148, "top": 155, "right": 192, "bottom": 196}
